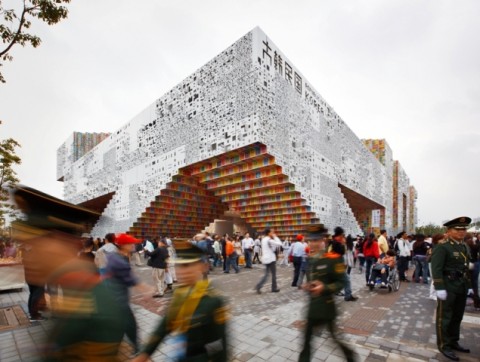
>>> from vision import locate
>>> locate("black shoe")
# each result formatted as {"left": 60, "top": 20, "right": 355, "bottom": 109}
{"left": 345, "top": 296, "right": 358, "bottom": 302}
{"left": 255, "top": 287, "right": 261, "bottom": 294}
{"left": 452, "top": 343, "right": 470, "bottom": 353}
{"left": 441, "top": 350, "right": 459, "bottom": 361}
{"left": 272, "top": 289, "right": 280, "bottom": 293}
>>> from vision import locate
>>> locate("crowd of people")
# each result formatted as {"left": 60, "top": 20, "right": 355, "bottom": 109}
{"left": 6, "top": 185, "right": 480, "bottom": 362}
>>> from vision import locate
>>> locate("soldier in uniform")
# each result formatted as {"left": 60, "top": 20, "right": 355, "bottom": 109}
{"left": 12, "top": 185, "right": 126, "bottom": 361}
{"left": 298, "top": 225, "right": 356, "bottom": 362}
{"left": 133, "top": 241, "right": 229, "bottom": 362}
{"left": 431, "top": 216, "right": 473, "bottom": 361}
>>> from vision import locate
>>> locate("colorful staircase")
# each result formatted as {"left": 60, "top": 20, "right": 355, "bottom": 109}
{"left": 129, "top": 143, "right": 320, "bottom": 239}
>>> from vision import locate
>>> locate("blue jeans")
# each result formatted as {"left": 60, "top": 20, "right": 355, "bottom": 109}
{"left": 244, "top": 249, "right": 252, "bottom": 267}
{"left": 213, "top": 253, "right": 222, "bottom": 267}
{"left": 344, "top": 272, "right": 352, "bottom": 298}
{"left": 414, "top": 255, "right": 428, "bottom": 283}
{"left": 226, "top": 254, "right": 239, "bottom": 273}
{"left": 365, "top": 257, "right": 376, "bottom": 283}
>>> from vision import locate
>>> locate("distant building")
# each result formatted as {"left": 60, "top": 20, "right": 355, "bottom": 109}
{"left": 57, "top": 27, "right": 416, "bottom": 238}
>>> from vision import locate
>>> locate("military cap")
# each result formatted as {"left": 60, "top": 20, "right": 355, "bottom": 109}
{"left": 443, "top": 216, "right": 471, "bottom": 229}
{"left": 304, "top": 224, "right": 329, "bottom": 241}
{"left": 174, "top": 240, "right": 206, "bottom": 264}
{"left": 12, "top": 185, "right": 100, "bottom": 235}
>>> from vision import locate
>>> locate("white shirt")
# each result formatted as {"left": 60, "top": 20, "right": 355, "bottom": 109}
{"left": 242, "top": 237, "right": 254, "bottom": 250}
{"left": 291, "top": 241, "right": 306, "bottom": 257}
{"left": 144, "top": 240, "right": 154, "bottom": 253}
{"left": 397, "top": 238, "right": 411, "bottom": 257}
{"left": 261, "top": 236, "right": 282, "bottom": 264}
{"left": 253, "top": 239, "right": 261, "bottom": 253}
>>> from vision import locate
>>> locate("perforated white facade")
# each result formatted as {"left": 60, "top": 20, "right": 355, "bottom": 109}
{"left": 57, "top": 27, "right": 416, "bottom": 238}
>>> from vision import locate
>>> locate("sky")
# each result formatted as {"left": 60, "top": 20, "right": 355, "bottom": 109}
{"left": 1, "top": 0, "right": 479, "bottom": 226}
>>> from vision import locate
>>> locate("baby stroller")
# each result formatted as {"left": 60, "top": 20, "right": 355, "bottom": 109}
{"left": 367, "top": 264, "right": 400, "bottom": 293}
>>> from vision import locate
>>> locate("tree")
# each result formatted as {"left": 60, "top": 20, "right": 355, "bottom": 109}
{"left": 415, "top": 223, "right": 446, "bottom": 237}
{"left": 0, "top": 0, "right": 71, "bottom": 83}
{"left": 0, "top": 121, "right": 21, "bottom": 222}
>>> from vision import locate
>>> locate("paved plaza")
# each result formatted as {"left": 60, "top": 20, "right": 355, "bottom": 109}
{"left": 1, "top": 261, "right": 479, "bottom": 362}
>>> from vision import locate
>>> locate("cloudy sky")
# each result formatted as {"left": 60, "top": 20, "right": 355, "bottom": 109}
{"left": 1, "top": 0, "right": 479, "bottom": 225}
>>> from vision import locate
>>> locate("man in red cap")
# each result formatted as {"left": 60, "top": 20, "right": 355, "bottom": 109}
{"left": 105, "top": 233, "right": 152, "bottom": 355}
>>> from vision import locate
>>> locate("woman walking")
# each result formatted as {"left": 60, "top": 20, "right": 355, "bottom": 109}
{"left": 363, "top": 233, "right": 379, "bottom": 286}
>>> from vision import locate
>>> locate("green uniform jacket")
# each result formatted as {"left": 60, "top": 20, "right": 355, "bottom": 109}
{"left": 306, "top": 251, "right": 346, "bottom": 320}
{"left": 142, "top": 284, "right": 228, "bottom": 361}
{"left": 431, "top": 238, "right": 471, "bottom": 293}
{"left": 43, "top": 260, "right": 125, "bottom": 361}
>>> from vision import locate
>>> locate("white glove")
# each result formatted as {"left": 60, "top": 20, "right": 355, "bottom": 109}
{"left": 436, "top": 290, "right": 447, "bottom": 300}
{"left": 468, "top": 289, "right": 473, "bottom": 295}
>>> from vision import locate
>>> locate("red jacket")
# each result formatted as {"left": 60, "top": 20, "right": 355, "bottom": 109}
{"left": 363, "top": 240, "right": 380, "bottom": 259}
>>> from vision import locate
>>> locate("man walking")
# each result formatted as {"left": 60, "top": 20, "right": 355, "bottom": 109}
{"left": 298, "top": 224, "right": 356, "bottom": 362}
{"left": 146, "top": 239, "right": 169, "bottom": 298}
{"left": 291, "top": 234, "right": 306, "bottom": 287}
{"left": 255, "top": 228, "right": 282, "bottom": 293}
{"left": 329, "top": 227, "right": 358, "bottom": 302}
{"left": 242, "top": 232, "right": 254, "bottom": 268}
{"left": 431, "top": 216, "right": 472, "bottom": 361}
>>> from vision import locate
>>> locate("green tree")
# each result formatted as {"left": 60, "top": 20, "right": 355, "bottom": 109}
{"left": 0, "top": 0, "right": 71, "bottom": 83}
{"left": 0, "top": 121, "right": 21, "bottom": 222}
{"left": 415, "top": 223, "right": 446, "bottom": 237}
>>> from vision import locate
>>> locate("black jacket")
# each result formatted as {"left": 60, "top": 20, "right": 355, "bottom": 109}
{"left": 146, "top": 246, "right": 169, "bottom": 269}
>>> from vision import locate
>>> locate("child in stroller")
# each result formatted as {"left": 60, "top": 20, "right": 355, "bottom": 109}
{"left": 368, "top": 250, "right": 396, "bottom": 289}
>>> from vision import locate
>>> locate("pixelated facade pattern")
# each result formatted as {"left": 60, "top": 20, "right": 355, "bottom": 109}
{"left": 57, "top": 132, "right": 110, "bottom": 182}
{"left": 57, "top": 27, "right": 416, "bottom": 238}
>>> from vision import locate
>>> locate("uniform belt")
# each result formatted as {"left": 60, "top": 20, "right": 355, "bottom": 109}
{"left": 444, "top": 271, "right": 466, "bottom": 280}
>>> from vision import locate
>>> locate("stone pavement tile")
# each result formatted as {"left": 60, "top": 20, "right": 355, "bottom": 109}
{"left": 352, "top": 345, "right": 371, "bottom": 357}
{"left": 318, "top": 343, "right": 335, "bottom": 354}
{"left": 234, "top": 351, "right": 255, "bottom": 361}
{"left": 385, "top": 353, "right": 425, "bottom": 362}
{"left": 256, "top": 348, "right": 275, "bottom": 360}
{"left": 312, "top": 349, "right": 329, "bottom": 360}
{"left": 399, "top": 344, "right": 437, "bottom": 359}
{"left": 366, "top": 353, "right": 387, "bottom": 361}
{"left": 325, "top": 354, "right": 345, "bottom": 362}
{"left": 276, "top": 347, "right": 294, "bottom": 359}
{"left": 236, "top": 342, "right": 251, "bottom": 352}
{"left": 370, "top": 338, "right": 400, "bottom": 351}
{"left": 1, "top": 348, "right": 19, "bottom": 359}
{"left": 1, "top": 356, "right": 21, "bottom": 362}
{"left": 242, "top": 343, "right": 264, "bottom": 355}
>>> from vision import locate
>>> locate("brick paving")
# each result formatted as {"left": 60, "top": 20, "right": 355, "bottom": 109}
{"left": 1, "top": 261, "right": 479, "bottom": 361}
